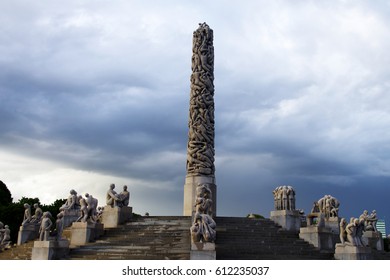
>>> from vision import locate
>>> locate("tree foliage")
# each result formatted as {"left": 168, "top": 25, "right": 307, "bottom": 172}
{"left": 0, "top": 180, "right": 13, "bottom": 206}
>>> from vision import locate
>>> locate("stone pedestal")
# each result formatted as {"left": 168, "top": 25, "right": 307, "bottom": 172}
{"left": 70, "top": 222, "right": 103, "bottom": 246}
{"left": 31, "top": 240, "right": 70, "bottom": 260}
{"left": 299, "top": 226, "right": 334, "bottom": 252}
{"left": 102, "top": 206, "right": 132, "bottom": 228}
{"left": 270, "top": 210, "right": 301, "bottom": 232}
{"left": 363, "top": 231, "right": 384, "bottom": 251}
{"left": 190, "top": 242, "right": 216, "bottom": 260}
{"left": 62, "top": 209, "right": 81, "bottom": 228}
{"left": 324, "top": 217, "right": 340, "bottom": 235}
{"left": 183, "top": 175, "right": 216, "bottom": 217}
{"left": 17, "top": 224, "right": 39, "bottom": 245}
{"left": 334, "top": 243, "right": 372, "bottom": 260}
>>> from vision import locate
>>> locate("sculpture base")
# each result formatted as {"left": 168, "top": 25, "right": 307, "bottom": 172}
{"left": 31, "top": 240, "right": 70, "bottom": 260}
{"left": 324, "top": 217, "right": 340, "bottom": 234}
{"left": 299, "top": 226, "right": 335, "bottom": 252}
{"left": 334, "top": 243, "right": 372, "bottom": 260}
{"left": 62, "top": 209, "right": 81, "bottom": 228}
{"left": 17, "top": 224, "right": 39, "bottom": 245}
{"left": 183, "top": 175, "right": 216, "bottom": 217}
{"left": 270, "top": 210, "right": 301, "bottom": 232}
{"left": 102, "top": 206, "right": 132, "bottom": 228}
{"left": 363, "top": 231, "right": 384, "bottom": 251}
{"left": 190, "top": 242, "right": 216, "bottom": 260}
{"left": 70, "top": 222, "right": 103, "bottom": 246}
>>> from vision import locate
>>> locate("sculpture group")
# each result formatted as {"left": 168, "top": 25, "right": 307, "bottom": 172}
{"left": 190, "top": 183, "right": 216, "bottom": 243}
{"left": 272, "top": 185, "right": 296, "bottom": 211}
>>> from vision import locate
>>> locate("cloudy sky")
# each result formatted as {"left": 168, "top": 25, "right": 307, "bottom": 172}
{"left": 1, "top": 0, "right": 390, "bottom": 222}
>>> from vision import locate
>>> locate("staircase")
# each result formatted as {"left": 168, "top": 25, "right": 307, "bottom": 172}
{"left": 5, "top": 216, "right": 390, "bottom": 260}
{"left": 66, "top": 216, "right": 192, "bottom": 260}
{"left": 215, "top": 217, "right": 334, "bottom": 260}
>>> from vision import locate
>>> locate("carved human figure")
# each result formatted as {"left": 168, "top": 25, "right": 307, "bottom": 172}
{"left": 106, "top": 183, "right": 120, "bottom": 207}
{"left": 60, "top": 189, "right": 79, "bottom": 211}
{"left": 356, "top": 218, "right": 365, "bottom": 246}
{"left": 0, "top": 225, "right": 11, "bottom": 249}
{"left": 311, "top": 201, "right": 320, "bottom": 213}
{"left": 287, "top": 186, "right": 295, "bottom": 210}
{"left": 55, "top": 212, "right": 64, "bottom": 241}
{"left": 76, "top": 196, "right": 88, "bottom": 223}
{"left": 30, "top": 203, "right": 43, "bottom": 224}
{"left": 0, "top": 221, "right": 4, "bottom": 242}
{"left": 345, "top": 218, "right": 357, "bottom": 246}
{"left": 194, "top": 184, "right": 213, "bottom": 216}
{"left": 39, "top": 212, "right": 53, "bottom": 241}
{"left": 119, "top": 185, "right": 130, "bottom": 207}
{"left": 21, "top": 203, "right": 32, "bottom": 226}
{"left": 339, "top": 218, "right": 347, "bottom": 244}
{"left": 366, "top": 210, "right": 378, "bottom": 232}
{"left": 85, "top": 193, "right": 98, "bottom": 222}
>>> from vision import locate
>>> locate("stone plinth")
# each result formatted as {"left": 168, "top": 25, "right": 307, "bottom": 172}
{"left": 102, "top": 206, "right": 132, "bottom": 228}
{"left": 190, "top": 242, "right": 216, "bottom": 260}
{"left": 299, "top": 226, "right": 334, "bottom": 252}
{"left": 62, "top": 209, "right": 81, "bottom": 228}
{"left": 17, "top": 224, "right": 39, "bottom": 245}
{"left": 270, "top": 210, "right": 301, "bottom": 232}
{"left": 324, "top": 217, "right": 340, "bottom": 234}
{"left": 334, "top": 243, "right": 372, "bottom": 260}
{"left": 363, "top": 231, "right": 384, "bottom": 251}
{"left": 31, "top": 240, "right": 70, "bottom": 260}
{"left": 70, "top": 222, "right": 103, "bottom": 246}
{"left": 183, "top": 176, "right": 216, "bottom": 217}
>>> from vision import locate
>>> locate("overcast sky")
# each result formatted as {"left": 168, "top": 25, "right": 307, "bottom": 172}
{"left": 1, "top": 0, "right": 390, "bottom": 222}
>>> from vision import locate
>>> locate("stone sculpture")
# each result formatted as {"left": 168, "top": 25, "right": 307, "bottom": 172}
{"left": 119, "top": 185, "right": 130, "bottom": 207}
{"left": 339, "top": 218, "right": 347, "bottom": 244}
{"left": 76, "top": 196, "right": 88, "bottom": 223}
{"left": 60, "top": 189, "right": 80, "bottom": 211}
{"left": 55, "top": 212, "right": 65, "bottom": 241}
{"left": 21, "top": 203, "right": 32, "bottom": 226}
{"left": 39, "top": 212, "right": 53, "bottom": 241}
{"left": 272, "top": 185, "right": 296, "bottom": 211}
{"left": 186, "top": 22, "right": 215, "bottom": 177}
{"left": 85, "top": 193, "right": 99, "bottom": 222}
{"left": 0, "top": 225, "right": 11, "bottom": 249}
{"left": 190, "top": 183, "right": 216, "bottom": 243}
{"left": 30, "top": 203, "right": 43, "bottom": 224}
{"left": 317, "top": 194, "right": 340, "bottom": 219}
{"left": 106, "top": 183, "right": 129, "bottom": 208}
{"left": 359, "top": 209, "right": 378, "bottom": 232}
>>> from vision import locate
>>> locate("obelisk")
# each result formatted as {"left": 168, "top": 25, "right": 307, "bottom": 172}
{"left": 183, "top": 23, "right": 217, "bottom": 217}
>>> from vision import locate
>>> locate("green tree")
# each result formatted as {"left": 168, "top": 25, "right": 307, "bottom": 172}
{"left": 0, "top": 180, "right": 13, "bottom": 206}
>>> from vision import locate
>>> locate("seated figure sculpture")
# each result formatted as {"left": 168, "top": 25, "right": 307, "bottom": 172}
{"left": 60, "top": 189, "right": 79, "bottom": 211}
{"left": 21, "top": 203, "right": 32, "bottom": 226}
{"left": 0, "top": 225, "right": 11, "bottom": 249}
{"left": 30, "top": 203, "right": 43, "bottom": 224}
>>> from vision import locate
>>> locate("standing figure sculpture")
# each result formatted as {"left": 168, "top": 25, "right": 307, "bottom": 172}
{"left": 76, "top": 196, "right": 88, "bottom": 223}
{"left": 85, "top": 193, "right": 99, "bottom": 222}
{"left": 39, "top": 212, "right": 53, "bottom": 241}
{"left": 339, "top": 218, "right": 347, "bottom": 244}
{"left": 317, "top": 195, "right": 340, "bottom": 219}
{"left": 272, "top": 185, "right": 296, "bottom": 211}
{"left": 55, "top": 212, "right": 64, "bottom": 241}
{"left": 119, "top": 185, "right": 130, "bottom": 207}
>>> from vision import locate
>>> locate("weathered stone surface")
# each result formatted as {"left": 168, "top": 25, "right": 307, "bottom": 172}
{"left": 270, "top": 210, "right": 301, "bottom": 232}
{"left": 17, "top": 224, "right": 39, "bottom": 245}
{"left": 363, "top": 231, "right": 384, "bottom": 251}
{"left": 299, "top": 226, "right": 334, "bottom": 252}
{"left": 184, "top": 23, "right": 217, "bottom": 217}
{"left": 102, "top": 206, "right": 132, "bottom": 228}
{"left": 31, "top": 240, "right": 70, "bottom": 260}
{"left": 334, "top": 243, "right": 372, "bottom": 260}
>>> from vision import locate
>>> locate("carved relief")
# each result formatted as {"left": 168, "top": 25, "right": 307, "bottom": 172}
{"left": 187, "top": 23, "right": 215, "bottom": 176}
